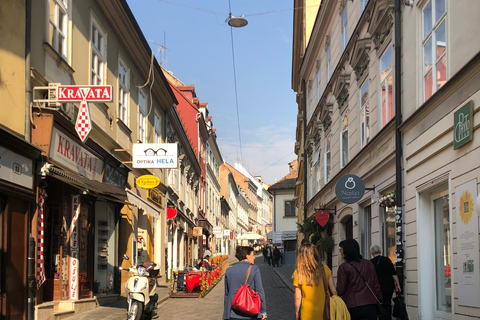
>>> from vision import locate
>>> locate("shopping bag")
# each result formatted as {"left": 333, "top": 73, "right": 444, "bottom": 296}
{"left": 231, "top": 265, "right": 261, "bottom": 316}
{"left": 392, "top": 293, "right": 408, "bottom": 319}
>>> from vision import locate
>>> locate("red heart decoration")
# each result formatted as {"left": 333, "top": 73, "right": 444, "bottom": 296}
{"left": 167, "top": 207, "right": 177, "bottom": 219}
{"left": 315, "top": 210, "right": 329, "bottom": 227}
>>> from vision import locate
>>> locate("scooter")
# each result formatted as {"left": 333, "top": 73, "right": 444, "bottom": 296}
{"left": 120, "top": 254, "right": 160, "bottom": 320}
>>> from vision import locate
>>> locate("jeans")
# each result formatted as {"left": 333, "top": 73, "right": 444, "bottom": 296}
{"left": 273, "top": 257, "right": 280, "bottom": 267}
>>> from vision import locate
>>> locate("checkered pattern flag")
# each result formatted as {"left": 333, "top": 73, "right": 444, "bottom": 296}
{"left": 36, "top": 188, "right": 47, "bottom": 290}
{"left": 75, "top": 101, "right": 92, "bottom": 142}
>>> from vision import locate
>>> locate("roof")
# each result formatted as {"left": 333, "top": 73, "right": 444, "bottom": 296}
{"left": 268, "top": 178, "right": 297, "bottom": 190}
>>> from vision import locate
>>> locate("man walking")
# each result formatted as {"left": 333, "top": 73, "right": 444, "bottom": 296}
{"left": 273, "top": 246, "right": 280, "bottom": 267}
{"left": 370, "top": 245, "right": 401, "bottom": 320}
{"left": 266, "top": 246, "right": 273, "bottom": 266}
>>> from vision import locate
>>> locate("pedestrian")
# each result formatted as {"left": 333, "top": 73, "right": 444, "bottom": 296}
{"left": 337, "top": 239, "right": 382, "bottom": 320}
{"left": 266, "top": 246, "right": 273, "bottom": 266}
{"left": 370, "top": 245, "right": 401, "bottom": 320}
{"left": 273, "top": 246, "right": 280, "bottom": 267}
{"left": 263, "top": 246, "right": 268, "bottom": 262}
{"left": 223, "top": 246, "right": 267, "bottom": 320}
{"left": 293, "top": 243, "right": 337, "bottom": 320}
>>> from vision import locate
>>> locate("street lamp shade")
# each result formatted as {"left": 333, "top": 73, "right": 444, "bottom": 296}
{"left": 228, "top": 15, "right": 248, "bottom": 28}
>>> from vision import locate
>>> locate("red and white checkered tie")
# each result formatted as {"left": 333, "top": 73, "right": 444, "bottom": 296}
{"left": 36, "top": 188, "right": 47, "bottom": 289}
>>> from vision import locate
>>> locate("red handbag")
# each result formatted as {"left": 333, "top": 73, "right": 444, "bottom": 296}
{"left": 231, "top": 265, "right": 261, "bottom": 316}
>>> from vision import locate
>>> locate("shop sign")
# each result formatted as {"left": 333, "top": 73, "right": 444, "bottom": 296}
{"left": 50, "top": 127, "right": 103, "bottom": 181}
{"left": 213, "top": 226, "right": 222, "bottom": 235}
{"left": 147, "top": 188, "right": 163, "bottom": 207}
{"left": 335, "top": 174, "right": 365, "bottom": 204}
{"left": 230, "top": 232, "right": 234, "bottom": 240}
{"left": 315, "top": 210, "right": 330, "bottom": 227}
{"left": 136, "top": 175, "right": 160, "bottom": 189}
{"left": 224, "top": 230, "right": 231, "bottom": 237}
{"left": 193, "top": 227, "right": 203, "bottom": 237}
{"left": 103, "top": 163, "right": 127, "bottom": 187}
{"left": 56, "top": 85, "right": 113, "bottom": 102}
{"left": 0, "top": 146, "right": 33, "bottom": 189}
{"left": 167, "top": 207, "right": 177, "bottom": 219}
{"left": 454, "top": 101, "right": 473, "bottom": 149}
{"left": 132, "top": 143, "right": 178, "bottom": 169}
{"left": 69, "top": 195, "right": 80, "bottom": 300}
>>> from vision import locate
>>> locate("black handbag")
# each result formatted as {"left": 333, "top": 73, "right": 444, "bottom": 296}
{"left": 392, "top": 292, "right": 409, "bottom": 319}
{"left": 347, "top": 263, "right": 385, "bottom": 317}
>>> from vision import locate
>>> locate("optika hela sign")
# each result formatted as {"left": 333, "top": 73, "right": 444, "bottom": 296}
{"left": 132, "top": 143, "right": 178, "bottom": 169}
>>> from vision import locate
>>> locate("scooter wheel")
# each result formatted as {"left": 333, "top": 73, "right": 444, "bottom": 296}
{"left": 128, "top": 300, "right": 143, "bottom": 320}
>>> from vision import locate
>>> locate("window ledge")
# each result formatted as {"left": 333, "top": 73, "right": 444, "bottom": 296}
{"left": 283, "top": 216, "right": 298, "bottom": 219}
{"left": 116, "top": 118, "right": 132, "bottom": 134}
{"left": 43, "top": 42, "right": 75, "bottom": 75}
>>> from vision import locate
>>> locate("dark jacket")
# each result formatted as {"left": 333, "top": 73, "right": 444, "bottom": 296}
{"left": 223, "top": 261, "right": 267, "bottom": 319}
{"left": 337, "top": 259, "right": 382, "bottom": 309}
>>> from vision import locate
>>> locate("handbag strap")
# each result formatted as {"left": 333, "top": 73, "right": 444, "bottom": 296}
{"left": 347, "top": 262, "right": 381, "bottom": 304}
{"left": 244, "top": 265, "right": 253, "bottom": 285}
{"left": 319, "top": 264, "right": 330, "bottom": 320}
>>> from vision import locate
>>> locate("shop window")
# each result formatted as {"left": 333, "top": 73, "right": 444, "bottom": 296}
{"left": 422, "top": 0, "right": 447, "bottom": 101}
{"left": 433, "top": 195, "right": 451, "bottom": 312}
{"left": 360, "top": 205, "right": 372, "bottom": 257}
{"left": 382, "top": 206, "right": 396, "bottom": 264}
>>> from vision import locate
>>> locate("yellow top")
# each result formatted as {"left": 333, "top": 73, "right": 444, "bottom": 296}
{"left": 293, "top": 265, "right": 331, "bottom": 320}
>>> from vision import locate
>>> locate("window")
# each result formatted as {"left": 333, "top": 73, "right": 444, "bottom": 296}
{"left": 316, "top": 65, "right": 321, "bottom": 104}
{"left": 138, "top": 90, "right": 147, "bottom": 142}
{"left": 285, "top": 201, "right": 296, "bottom": 217}
{"left": 423, "top": 0, "right": 447, "bottom": 101}
{"left": 360, "top": 80, "right": 370, "bottom": 148}
{"left": 433, "top": 195, "right": 451, "bottom": 312}
{"left": 314, "top": 150, "right": 321, "bottom": 193}
{"left": 324, "top": 134, "right": 331, "bottom": 183}
{"left": 341, "top": 6, "right": 348, "bottom": 51}
{"left": 154, "top": 111, "right": 162, "bottom": 143}
{"left": 308, "top": 81, "right": 314, "bottom": 120}
{"left": 340, "top": 113, "right": 348, "bottom": 168}
{"left": 326, "top": 45, "right": 332, "bottom": 83}
{"left": 48, "top": 0, "right": 68, "bottom": 58}
{"left": 383, "top": 205, "right": 396, "bottom": 263}
{"left": 91, "top": 18, "right": 106, "bottom": 85}
{"left": 361, "top": 205, "right": 371, "bottom": 257}
{"left": 380, "top": 46, "right": 394, "bottom": 127}
{"left": 118, "top": 59, "right": 129, "bottom": 125}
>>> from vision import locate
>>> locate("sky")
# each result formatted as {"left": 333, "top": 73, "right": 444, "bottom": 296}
{"left": 126, "top": 0, "right": 298, "bottom": 185}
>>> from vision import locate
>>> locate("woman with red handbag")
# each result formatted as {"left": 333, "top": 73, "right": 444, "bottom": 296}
{"left": 223, "top": 246, "right": 267, "bottom": 320}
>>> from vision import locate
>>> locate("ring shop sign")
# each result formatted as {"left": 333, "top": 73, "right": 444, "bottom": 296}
{"left": 133, "top": 143, "right": 178, "bottom": 169}
{"left": 335, "top": 174, "right": 365, "bottom": 204}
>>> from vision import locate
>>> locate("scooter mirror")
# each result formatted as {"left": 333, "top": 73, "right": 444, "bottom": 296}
{"left": 123, "top": 254, "right": 130, "bottom": 260}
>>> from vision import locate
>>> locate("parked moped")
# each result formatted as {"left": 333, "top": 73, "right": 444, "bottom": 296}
{"left": 120, "top": 255, "right": 160, "bottom": 320}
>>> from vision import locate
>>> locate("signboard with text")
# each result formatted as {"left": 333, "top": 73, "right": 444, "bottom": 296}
{"left": 133, "top": 143, "right": 178, "bottom": 169}
{"left": 454, "top": 101, "right": 473, "bottom": 149}
{"left": 69, "top": 195, "right": 80, "bottom": 300}
{"left": 213, "top": 227, "right": 222, "bottom": 235}
{"left": 335, "top": 174, "right": 365, "bottom": 204}
{"left": 56, "top": 85, "right": 112, "bottom": 102}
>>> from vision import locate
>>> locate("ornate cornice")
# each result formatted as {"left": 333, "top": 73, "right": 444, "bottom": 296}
{"left": 350, "top": 37, "right": 372, "bottom": 81}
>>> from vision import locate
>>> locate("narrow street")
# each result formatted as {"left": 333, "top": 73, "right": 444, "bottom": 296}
{"left": 66, "top": 257, "right": 295, "bottom": 320}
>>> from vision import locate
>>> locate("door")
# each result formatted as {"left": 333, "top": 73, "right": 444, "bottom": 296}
{"left": 1, "top": 196, "right": 28, "bottom": 320}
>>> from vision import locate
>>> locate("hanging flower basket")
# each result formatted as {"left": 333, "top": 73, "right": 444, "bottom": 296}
{"left": 379, "top": 191, "right": 396, "bottom": 208}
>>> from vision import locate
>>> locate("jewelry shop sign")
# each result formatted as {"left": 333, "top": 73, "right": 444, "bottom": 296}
{"left": 454, "top": 101, "right": 473, "bottom": 149}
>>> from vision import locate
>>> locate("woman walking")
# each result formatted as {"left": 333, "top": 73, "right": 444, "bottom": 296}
{"left": 223, "top": 246, "right": 267, "bottom": 320}
{"left": 293, "top": 243, "right": 337, "bottom": 320}
{"left": 337, "top": 239, "right": 382, "bottom": 320}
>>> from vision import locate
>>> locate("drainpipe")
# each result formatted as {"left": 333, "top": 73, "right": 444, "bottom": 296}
{"left": 25, "top": 1, "right": 35, "bottom": 319}
{"left": 302, "top": 79, "right": 307, "bottom": 224}
{"left": 394, "top": 0, "right": 404, "bottom": 292}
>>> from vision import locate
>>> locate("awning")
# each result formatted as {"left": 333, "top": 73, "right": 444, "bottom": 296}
{"left": 281, "top": 231, "right": 298, "bottom": 241}
{"left": 125, "top": 189, "right": 160, "bottom": 219}
{"left": 46, "top": 165, "right": 127, "bottom": 203}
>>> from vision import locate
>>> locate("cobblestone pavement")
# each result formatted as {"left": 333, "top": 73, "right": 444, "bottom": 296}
{"left": 64, "top": 255, "right": 296, "bottom": 320}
